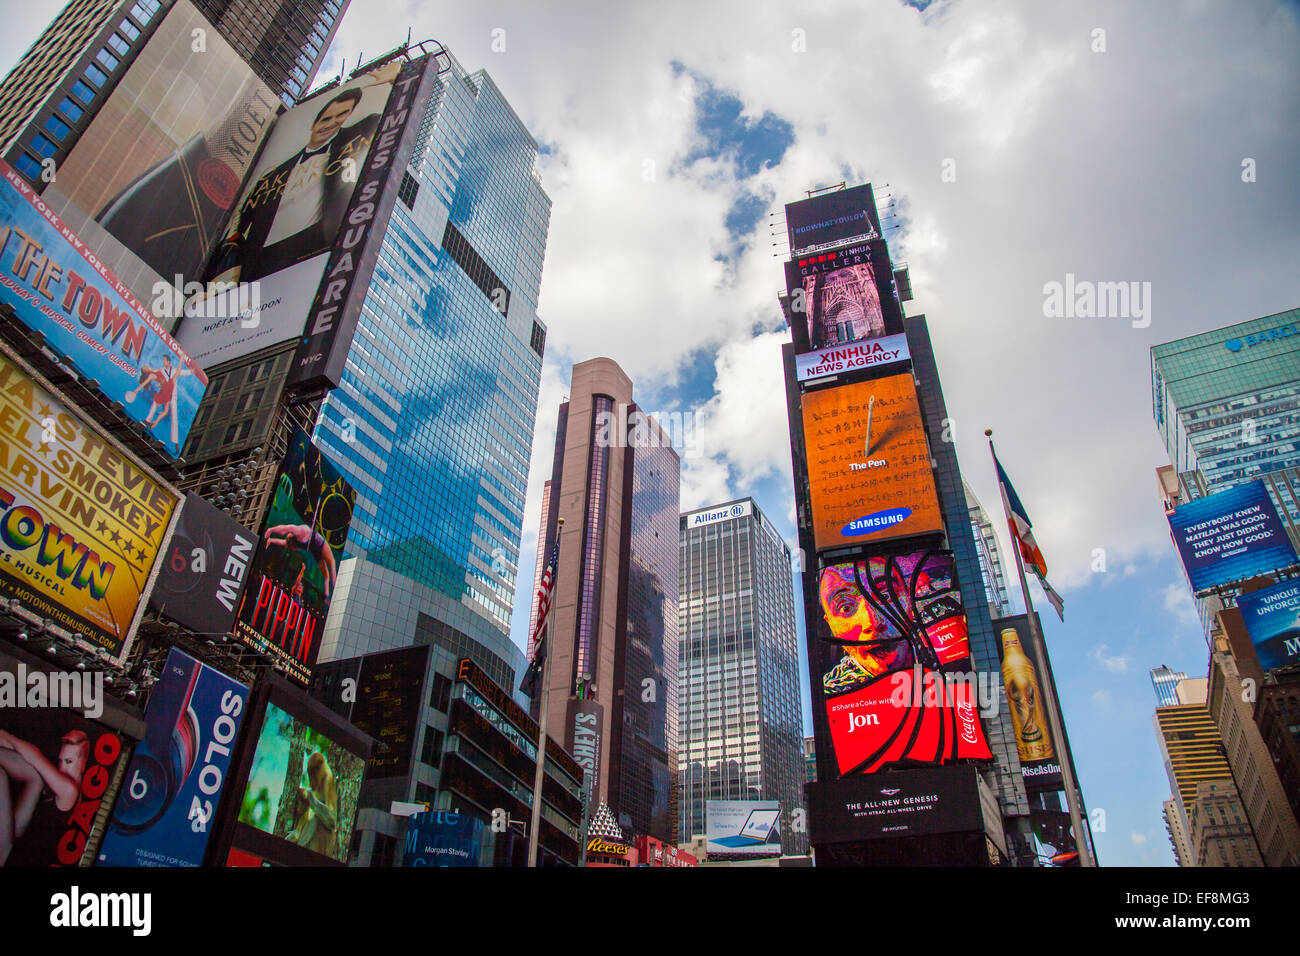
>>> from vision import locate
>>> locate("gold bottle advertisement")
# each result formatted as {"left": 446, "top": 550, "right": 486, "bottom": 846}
{"left": 1000, "top": 627, "right": 1055, "bottom": 763}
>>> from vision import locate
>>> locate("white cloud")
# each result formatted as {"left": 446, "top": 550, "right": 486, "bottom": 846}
{"left": 1091, "top": 642, "right": 1130, "bottom": 673}
{"left": 1163, "top": 581, "right": 1201, "bottom": 630}
{"left": 1129, "top": 832, "right": 1148, "bottom": 846}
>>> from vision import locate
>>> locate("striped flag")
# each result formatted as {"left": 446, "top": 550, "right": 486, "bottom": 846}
{"left": 520, "top": 539, "right": 560, "bottom": 697}
{"left": 994, "top": 452, "right": 1065, "bottom": 621}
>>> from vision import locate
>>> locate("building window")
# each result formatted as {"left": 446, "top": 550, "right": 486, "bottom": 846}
{"left": 12, "top": 154, "right": 42, "bottom": 181}
{"left": 430, "top": 673, "right": 451, "bottom": 712}
{"left": 42, "top": 115, "right": 70, "bottom": 142}
{"left": 95, "top": 49, "right": 119, "bottom": 73}
{"left": 118, "top": 19, "right": 140, "bottom": 42}
{"left": 420, "top": 728, "right": 444, "bottom": 767}
{"left": 106, "top": 33, "right": 130, "bottom": 58}
{"left": 529, "top": 320, "right": 546, "bottom": 358}
{"left": 56, "top": 97, "right": 83, "bottom": 122}
{"left": 397, "top": 171, "right": 419, "bottom": 210}
{"left": 71, "top": 80, "right": 96, "bottom": 105}
{"left": 29, "top": 135, "right": 57, "bottom": 159}
{"left": 83, "top": 64, "right": 108, "bottom": 88}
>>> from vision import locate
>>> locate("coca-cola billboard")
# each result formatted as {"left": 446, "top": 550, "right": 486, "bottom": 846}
{"left": 813, "top": 549, "right": 991, "bottom": 775}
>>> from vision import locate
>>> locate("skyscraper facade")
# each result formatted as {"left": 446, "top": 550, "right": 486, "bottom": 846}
{"left": 315, "top": 52, "right": 550, "bottom": 667}
{"left": 966, "top": 480, "right": 1011, "bottom": 618}
{"left": 677, "top": 498, "right": 807, "bottom": 856}
{"left": 1150, "top": 665, "right": 1189, "bottom": 708}
{"left": 530, "top": 358, "right": 681, "bottom": 843}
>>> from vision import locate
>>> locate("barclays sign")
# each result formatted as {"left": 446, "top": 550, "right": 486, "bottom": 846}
{"left": 1225, "top": 323, "right": 1296, "bottom": 352}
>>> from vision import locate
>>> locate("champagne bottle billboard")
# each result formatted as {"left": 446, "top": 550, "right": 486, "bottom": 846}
{"left": 814, "top": 549, "right": 991, "bottom": 776}
{"left": 0, "top": 350, "right": 180, "bottom": 662}
{"left": 234, "top": 428, "right": 355, "bottom": 686}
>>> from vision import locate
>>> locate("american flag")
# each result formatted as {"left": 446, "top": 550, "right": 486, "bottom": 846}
{"left": 520, "top": 539, "right": 560, "bottom": 697}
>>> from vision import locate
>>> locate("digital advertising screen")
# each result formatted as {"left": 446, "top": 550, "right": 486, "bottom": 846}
{"left": 49, "top": 0, "right": 278, "bottom": 287}
{"left": 705, "top": 800, "right": 782, "bottom": 858}
{"left": 1168, "top": 481, "right": 1297, "bottom": 593}
{"left": 402, "top": 810, "right": 483, "bottom": 867}
{"left": 97, "top": 648, "right": 249, "bottom": 867}
{"left": 801, "top": 373, "right": 944, "bottom": 552}
{"left": 0, "top": 162, "right": 209, "bottom": 456}
{"left": 1237, "top": 577, "right": 1300, "bottom": 672}
{"left": 1031, "top": 810, "right": 1081, "bottom": 867}
{"left": 0, "top": 350, "right": 180, "bottom": 661}
{"left": 794, "top": 332, "right": 910, "bottom": 384}
{"left": 0, "top": 689, "right": 125, "bottom": 867}
{"left": 348, "top": 645, "right": 429, "bottom": 779}
{"left": 807, "top": 765, "right": 985, "bottom": 844}
{"left": 148, "top": 492, "right": 256, "bottom": 636}
{"left": 785, "top": 183, "right": 882, "bottom": 256}
{"left": 784, "top": 242, "right": 901, "bottom": 356}
{"left": 994, "top": 614, "right": 1064, "bottom": 793}
{"left": 814, "top": 551, "right": 990, "bottom": 776}
{"left": 178, "top": 61, "right": 406, "bottom": 369}
{"left": 233, "top": 694, "right": 366, "bottom": 865}
{"left": 235, "top": 427, "right": 355, "bottom": 685}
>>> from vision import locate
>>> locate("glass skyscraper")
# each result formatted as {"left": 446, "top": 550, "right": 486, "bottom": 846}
{"left": 1150, "top": 664, "right": 1188, "bottom": 708}
{"left": 317, "top": 51, "right": 550, "bottom": 667}
{"left": 677, "top": 498, "right": 807, "bottom": 856}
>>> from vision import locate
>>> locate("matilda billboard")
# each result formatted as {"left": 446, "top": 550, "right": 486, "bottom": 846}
{"left": 801, "top": 373, "right": 943, "bottom": 552}
{"left": 1167, "top": 481, "right": 1297, "bottom": 593}
{"left": 0, "top": 350, "right": 179, "bottom": 661}
{"left": 97, "top": 648, "right": 249, "bottom": 867}
{"left": 234, "top": 428, "right": 355, "bottom": 685}
{"left": 813, "top": 551, "right": 990, "bottom": 776}
{"left": 0, "top": 161, "right": 209, "bottom": 456}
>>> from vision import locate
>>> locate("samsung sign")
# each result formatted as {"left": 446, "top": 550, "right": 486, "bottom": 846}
{"left": 1224, "top": 323, "right": 1296, "bottom": 352}
{"left": 686, "top": 501, "right": 752, "bottom": 529}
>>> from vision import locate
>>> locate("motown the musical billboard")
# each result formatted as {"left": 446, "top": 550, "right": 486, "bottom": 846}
{"left": 234, "top": 428, "right": 355, "bottom": 685}
{"left": 0, "top": 350, "right": 179, "bottom": 661}
{"left": 801, "top": 373, "right": 944, "bottom": 552}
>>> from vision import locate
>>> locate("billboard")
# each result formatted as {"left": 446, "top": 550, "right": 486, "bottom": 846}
{"left": 287, "top": 54, "right": 439, "bottom": 392}
{"left": 234, "top": 697, "right": 366, "bottom": 865}
{"left": 402, "top": 810, "right": 483, "bottom": 867}
{"left": 148, "top": 492, "right": 256, "bottom": 636}
{"left": 785, "top": 183, "right": 882, "bottom": 256}
{"left": 566, "top": 697, "right": 604, "bottom": 814}
{"left": 795, "top": 332, "right": 910, "bottom": 383}
{"left": 0, "top": 162, "right": 209, "bottom": 455}
{"left": 1168, "top": 481, "right": 1297, "bottom": 593}
{"left": 347, "top": 645, "right": 429, "bottom": 778}
{"left": 0, "top": 350, "right": 179, "bottom": 660}
{"left": 784, "top": 243, "right": 900, "bottom": 356}
{"left": 705, "top": 799, "right": 782, "bottom": 858}
{"left": 814, "top": 551, "right": 990, "bottom": 776}
{"left": 50, "top": 0, "right": 278, "bottom": 286}
{"left": 802, "top": 373, "right": 943, "bottom": 551}
{"left": 1031, "top": 810, "right": 1081, "bottom": 867}
{"left": 96, "top": 648, "right": 248, "bottom": 867}
{"left": 807, "top": 766, "right": 986, "bottom": 844}
{"left": 234, "top": 427, "right": 355, "bottom": 685}
{"left": 0, "top": 696, "right": 125, "bottom": 867}
{"left": 994, "top": 615, "right": 1063, "bottom": 793}
{"left": 1238, "top": 578, "right": 1300, "bottom": 672}
{"left": 177, "top": 59, "right": 409, "bottom": 369}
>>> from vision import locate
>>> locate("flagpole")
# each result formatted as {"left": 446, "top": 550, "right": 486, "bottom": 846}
{"left": 986, "top": 430, "right": 1095, "bottom": 867}
{"left": 527, "top": 519, "right": 562, "bottom": 867}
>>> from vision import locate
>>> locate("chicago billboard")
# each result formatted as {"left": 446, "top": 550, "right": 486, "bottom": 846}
{"left": 814, "top": 551, "right": 990, "bottom": 776}
{"left": 0, "top": 162, "right": 209, "bottom": 456}
{"left": 148, "top": 492, "right": 255, "bottom": 636}
{"left": 705, "top": 799, "right": 782, "bottom": 858}
{"left": 97, "top": 648, "right": 249, "bottom": 867}
{"left": 1237, "top": 578, "right": 1300, "bottom": 672}
{"left": 994, "top": 614, "right": 1063, "bottom": 793}
{"left": 1167, "top": 481, "right": 1297, "bottom": 593}
{"left": 286, "top": 54, "right": 440, "bottom": 392}
{"left": 0, "top": 694, "right": 125, "bottom": 867}
{"left": 49, "top": 0, "right": 278, "bottom": 287}
{"left": 802, "top": 373, "right": 943, "bottom": 552}
{"left": 785, "top": 183, "right": 882, "bottom": 256}
{"left": 0, "top": 350, "right": 179, "bottom": 661}
{"left": 176, "top": 60, "right": 405, "bottom": 368}
{"left": 234, "top": 428, "right": 355, "bottom": 685}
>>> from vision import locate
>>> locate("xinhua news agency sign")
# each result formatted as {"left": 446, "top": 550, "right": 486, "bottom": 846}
{"left": 796, "top": 333, "right": 910, "bottom": 382}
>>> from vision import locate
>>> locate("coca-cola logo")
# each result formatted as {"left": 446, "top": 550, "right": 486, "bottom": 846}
{"left": 956, "top": 699, "right": 979, "bottom": 744}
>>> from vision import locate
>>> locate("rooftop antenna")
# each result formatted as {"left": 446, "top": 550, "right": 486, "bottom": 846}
{"left": 407, "top": 27, "right": 413, "bottom": 49}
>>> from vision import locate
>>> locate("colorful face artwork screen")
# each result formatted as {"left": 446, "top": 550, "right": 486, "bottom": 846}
{"left": 814, "top": 550, "right": 990, "bottom": 776}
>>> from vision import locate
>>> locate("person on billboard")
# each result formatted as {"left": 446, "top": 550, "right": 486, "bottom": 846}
{"left": 203, "top": 62, "right": 401, "bottom": 288}
{"left": 128, "top": 355, "right": 192, "bottom": 453}
{"left": 288, "top": 751, "right": 338, "bottom": 859}
{"left": 262, "top": 520, "right": 337, "bottom": 599}
{"left": 0, "top": 729, "right": 87, "bottom": 866}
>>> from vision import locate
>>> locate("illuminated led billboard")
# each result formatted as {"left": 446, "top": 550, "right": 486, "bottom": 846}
{"left": 813, "top": 551, "right": 990, "bottom": 776}
{"left": 1167, "top": 481, "right": 1296, "bottom": 593}
{"left": 801, "top": 373, "right": 943, "bottom": 552}
{"left": 1238, "top": 578, "right": 1300, "bottom": 672}
{"left": 785, "top": 184, "right": 882, "bottom": 256}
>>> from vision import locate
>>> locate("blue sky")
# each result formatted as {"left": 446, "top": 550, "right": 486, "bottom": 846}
{"left": 6, "top": 0, "right": 1298, "bottom": 867}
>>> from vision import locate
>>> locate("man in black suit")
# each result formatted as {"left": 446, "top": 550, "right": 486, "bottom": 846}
{"left": 205, "top": 72, "right": 391, "bottom": 286}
